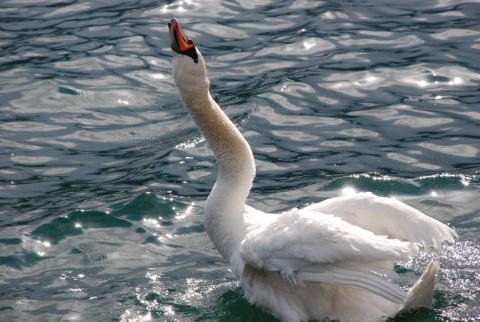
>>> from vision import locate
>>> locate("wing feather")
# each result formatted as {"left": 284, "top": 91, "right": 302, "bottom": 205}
{"left": 241, "top": 208, "right": 417, "bottom": 271}
{"left": 299, "top": 267, "right": 406, "bottom": 304}
{"left": 303, "top": 192, "right": 457, "bottom": 251}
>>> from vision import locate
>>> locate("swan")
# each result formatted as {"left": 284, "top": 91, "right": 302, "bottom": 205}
{"left": 167, "top": 18, "right": 457, "bottom": 322}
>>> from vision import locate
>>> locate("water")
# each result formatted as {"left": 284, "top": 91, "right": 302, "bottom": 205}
{"left": 0, "top": 0, "right": 479, "bottom": 321}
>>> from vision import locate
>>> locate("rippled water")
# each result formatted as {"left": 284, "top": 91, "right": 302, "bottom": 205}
{"left": 1, "top": 0, "right": 479, "bottom": 321}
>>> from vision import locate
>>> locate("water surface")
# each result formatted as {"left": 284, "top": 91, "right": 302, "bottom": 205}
{"left": 0, "top": 0, "right": 479, "bottom": 321}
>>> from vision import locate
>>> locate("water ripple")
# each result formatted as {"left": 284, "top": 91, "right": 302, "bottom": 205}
{"left": 0, "top": 0, "right": 479, "bottom": 321}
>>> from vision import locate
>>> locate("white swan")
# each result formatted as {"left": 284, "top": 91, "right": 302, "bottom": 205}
{"left": 168, "top": 19, "right": 457, "bottom": 322}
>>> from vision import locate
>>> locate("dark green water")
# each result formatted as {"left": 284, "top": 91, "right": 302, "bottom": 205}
{"left": 1, "top": 1, "right": 479, "bottom": 321}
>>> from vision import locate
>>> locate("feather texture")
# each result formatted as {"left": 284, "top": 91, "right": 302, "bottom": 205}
{"left": 303, "top": 192, "right": 458, "bottom": 251}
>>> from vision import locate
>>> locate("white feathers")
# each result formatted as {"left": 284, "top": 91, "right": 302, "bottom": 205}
{"left": 236, "top": 198, "right": 457, "bottom": 321}
{"left": 298, "top": 268, "right": 407, "bottom": 304}
{"left": 303, "top": 192, "right": 458, "bottom": 251}
{"left": 241, "top": 208, "right": 417, "bottom": 272}
{"left": 240, "top": 201, "right": 455, "bottom": 310}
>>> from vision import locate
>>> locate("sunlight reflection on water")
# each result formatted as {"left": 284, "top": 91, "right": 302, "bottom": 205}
{"left": 0, "top": 0, "right": 479, "bottom": 321}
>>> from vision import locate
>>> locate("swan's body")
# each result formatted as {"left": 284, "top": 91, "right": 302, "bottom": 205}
{"left": 168, "top": 19, "right": 457, "bottom": 322}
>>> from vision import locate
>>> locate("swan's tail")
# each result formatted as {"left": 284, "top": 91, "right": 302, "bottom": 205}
{"left": 397, "top": 258, "right": 438, "bottom": 316}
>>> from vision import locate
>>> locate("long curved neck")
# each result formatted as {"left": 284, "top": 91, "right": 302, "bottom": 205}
{"left": 179, "top": 85, "right": 255, "bottom": 261}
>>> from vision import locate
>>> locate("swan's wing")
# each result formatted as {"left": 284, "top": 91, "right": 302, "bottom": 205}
{"left": 241, "top": 208, "right": 418, "bottom": 271}
{"left": 303, "top": 192, "right": 457, "bottom": 252}
{"left": 240, "top": 208, "right": 417, "bottom": 303}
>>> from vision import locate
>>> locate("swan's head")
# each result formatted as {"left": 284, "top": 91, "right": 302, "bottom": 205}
{"left": 168, "top": 18, "right": 209, "bottom": 93}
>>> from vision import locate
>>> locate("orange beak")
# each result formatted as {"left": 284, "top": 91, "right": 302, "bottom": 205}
{"left": 169, "top": 18, "right": 194, "bottom": 53}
